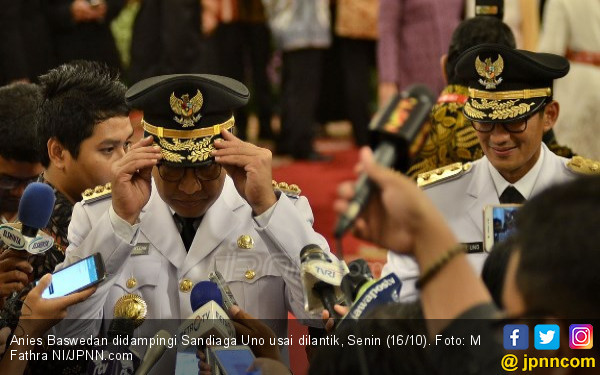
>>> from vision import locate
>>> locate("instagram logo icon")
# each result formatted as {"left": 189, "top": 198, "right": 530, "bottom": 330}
{"left": 569, "top": 325, "right": 593, "bottom": 349}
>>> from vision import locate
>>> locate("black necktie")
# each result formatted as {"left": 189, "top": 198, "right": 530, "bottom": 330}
{"left": 499, "top": 186, "right": 525, "bottom": 204}
{"left": 174, "top": 215, "right": 197, "bottom": 251}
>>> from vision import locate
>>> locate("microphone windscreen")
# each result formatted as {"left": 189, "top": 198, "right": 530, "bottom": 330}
{"left": 190, "top": 281, "right": 223, "bottom": 311}
{"left": 18, "top": 182, "right": 55, "bottom": 229}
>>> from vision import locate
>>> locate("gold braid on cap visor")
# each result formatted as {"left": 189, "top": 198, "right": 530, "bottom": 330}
{"left": 142, "top": 116, "right": 235, "bottom": 164}
{"left": 468, "top": 87, "right": 552, "bottom": 100}
{"left": 142, "top": 115, "right": 235, "bottom": 139}
{"left": 465, "top": 88, "right": 552, "bottom": 121}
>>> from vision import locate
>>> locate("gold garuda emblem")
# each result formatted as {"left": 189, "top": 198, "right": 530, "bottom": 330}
{"left": 475, "top": 55, "right": 504, "bottom": 89}
{"left": 170, "top": 90, "right": 203, "bottom": 128}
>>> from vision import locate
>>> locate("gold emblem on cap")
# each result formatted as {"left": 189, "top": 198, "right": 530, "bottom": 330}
{"left": 126, "top": 277, "right": 137, "bottom": 289}
{"left": 475, "top": 55, "right": 504, "bottom": 89}
{"left": 170, "top": 90, "right": 204, "bottom": 128}
{"left": 114, "top": 294, "right": 147, "bottom": 327}
{"left": 245, "top": 270, "right": 256, "bottom": 280}
{"left": 179, "top": 278, "right": 193, "bottom": 293}
{"left": 237, "top": 235, "right": 255, "bottom": 249}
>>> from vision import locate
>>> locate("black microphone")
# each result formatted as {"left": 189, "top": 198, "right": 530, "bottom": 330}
{"left": 334, "top": 84, "right": 435, "bottom": 238}
{"left": 0, "top": 288, "right": 29, "bottom": 330}
{"left": 341, "top": 259, "right": 374, "bottom": 304}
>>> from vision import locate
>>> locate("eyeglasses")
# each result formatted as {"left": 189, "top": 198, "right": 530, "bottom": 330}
{"left": 0, "top": 175, "right": 39, "bottom": 190}
{"left": 157, "top": 162, "right": 222, "bottom": 183}
{"left": 472, "top": 118, "right": 529, "bottom": 133}
{"left": 472, "top": 104, "right": 546, "bottom": 134}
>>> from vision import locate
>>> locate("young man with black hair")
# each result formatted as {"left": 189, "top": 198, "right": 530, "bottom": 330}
{"left": 0, "top": 61, "right": 133, "bottom": 299}
{"left": 33, "top": 61, "right": 133, "bottom": 258}
{"left": 0, "top": 83, "right": 44, "bottom": 301}
{"left": 0, "top": 61, "right": 133, "bottom": 374}
{"left": 406, "top": 16, "right": 517, "bottom": 177}
{"left": 0, "top": 83, "right": 44, "bottom": 224}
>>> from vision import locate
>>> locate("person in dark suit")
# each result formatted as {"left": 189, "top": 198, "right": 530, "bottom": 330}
{"left": 129, "top": 0, "right": 219, "bottom": 84}
{"left": 46, "top": 0, "right": 124, "bottom": 72}
{"left": 0, "top": 0, "right": 55, "bottom": 84}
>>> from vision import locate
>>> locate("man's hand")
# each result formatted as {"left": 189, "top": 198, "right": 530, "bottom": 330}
{"left": 18, "top": 274, "right": 96, "bottom": 338}
{"left": 201, "top": 0, "right": 219, "bottom": 35}
{"left": 71, "top": 0, "right": 98, "bottom": 22}
{"left": 111, "top": 136, "right": 162, "bottom": 225}
{"left": 0, "top": 250, "right": 32, "bottom": 300}
{"left": 334, "top": 147, "right": 454, "bottom": 256}
{"left": 321, "top": 305, "right": 349, "bottom": 333}
{"left": 196, "top": 349, "right": 211, "bottom": 375}
{"left": 378, "top": 82, "right": 398, "bottom": 108}
{"left": 212, "top": 130, "right": 277, "bottom": 215}
{"left": 71, "top": 0, "right": 107, "bottom": 22}
{"left": 229, "top": 305, "right": 281, "bottom": 361}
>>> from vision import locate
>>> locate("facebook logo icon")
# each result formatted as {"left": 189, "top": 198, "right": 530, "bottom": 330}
{"left": 504, "top": 324, "right": 529, "bottom": 350}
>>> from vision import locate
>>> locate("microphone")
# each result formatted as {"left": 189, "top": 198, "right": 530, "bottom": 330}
{"left": 338, "top": 273, "right": 403, "bottom": 330}
{"left": 300, "top": 244, "right": 348, "bottom": 319}
{"left": 334, "top": 85, "right": 435, "bottom": 238}
{"left": 0, "top": 182, "right": 56, "bottom": 254}
{"left": 340, "top": 259, "right": 374, "bottom": 304}
{"left": 0, "top": 288, "right": 29, "bottom": 330}
{"left": 208, "top": 270, "right": 238, "bottom": 311}
{"left": 87, "top": 294, "right": 146, "bottom": 375}
{"left": 134, "top": 330, "right": 173, "bottom": 375}
{"left": 18, "top": 182, "right": 55, "bottom": 237}
{"left": 175, "top": 281, "right": 236, "bottom": 375}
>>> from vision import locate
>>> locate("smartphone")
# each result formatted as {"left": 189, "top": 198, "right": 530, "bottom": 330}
{"left": 484, "top": 204, "right": 522, "bottom": 251}
{"left": 36, "top": 253, "right": 106, "bottom": 299}
{"left": 209, "top": 346, "right": 255, "bottom": 375}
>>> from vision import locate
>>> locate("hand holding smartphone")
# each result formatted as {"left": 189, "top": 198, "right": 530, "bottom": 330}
{"left": 36, "top": 253, "right": 106, "bottom": 299}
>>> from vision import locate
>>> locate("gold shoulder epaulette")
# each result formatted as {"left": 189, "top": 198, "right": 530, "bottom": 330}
{"left": 272, "top": 180, "right": 301, "bottom": 198}
{"left": 417, "top": 162, "right": 473, "bottom": 188}
{"left": 81, "top": 183, "right": 112, "bottom": 204}
{"left": 567, "top": 156, "right": 600, "bottom": 175}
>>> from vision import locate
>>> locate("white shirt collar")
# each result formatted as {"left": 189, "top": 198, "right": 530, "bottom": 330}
{"left": 488, "top": 144, "right": 546, "bottom": 200}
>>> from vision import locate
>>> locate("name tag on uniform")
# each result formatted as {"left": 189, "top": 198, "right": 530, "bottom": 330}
{"left": 131, "top": 243, "right": 150, "bottom": 256}
{"left": 463, "top": 242, "right": 484, "bottom": 253}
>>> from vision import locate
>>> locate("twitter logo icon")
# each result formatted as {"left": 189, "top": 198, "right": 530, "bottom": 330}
{"left": 535, "top": 324, "right": 560, "bottom": 350}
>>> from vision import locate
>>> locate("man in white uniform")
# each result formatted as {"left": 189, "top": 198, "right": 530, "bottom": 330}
{"left": 54, "top": 74, "right": 330, "bottom": 368}
{"left": 383, "top": 44, "right": 599, "bottom": 300}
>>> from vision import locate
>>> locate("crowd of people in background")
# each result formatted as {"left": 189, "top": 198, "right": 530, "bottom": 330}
{"left": 2, "top": 0, "right": 598, "bottom": 160}
{"left": 1, "top": 1, "right": 600, "bottom": 375}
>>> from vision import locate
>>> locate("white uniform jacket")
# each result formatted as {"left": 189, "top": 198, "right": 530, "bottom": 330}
{"left": 383, "top": 145, "right": 579, "bottom": 301}
{"left": 54, "top": 177, "right": 329, "bottom": 344}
